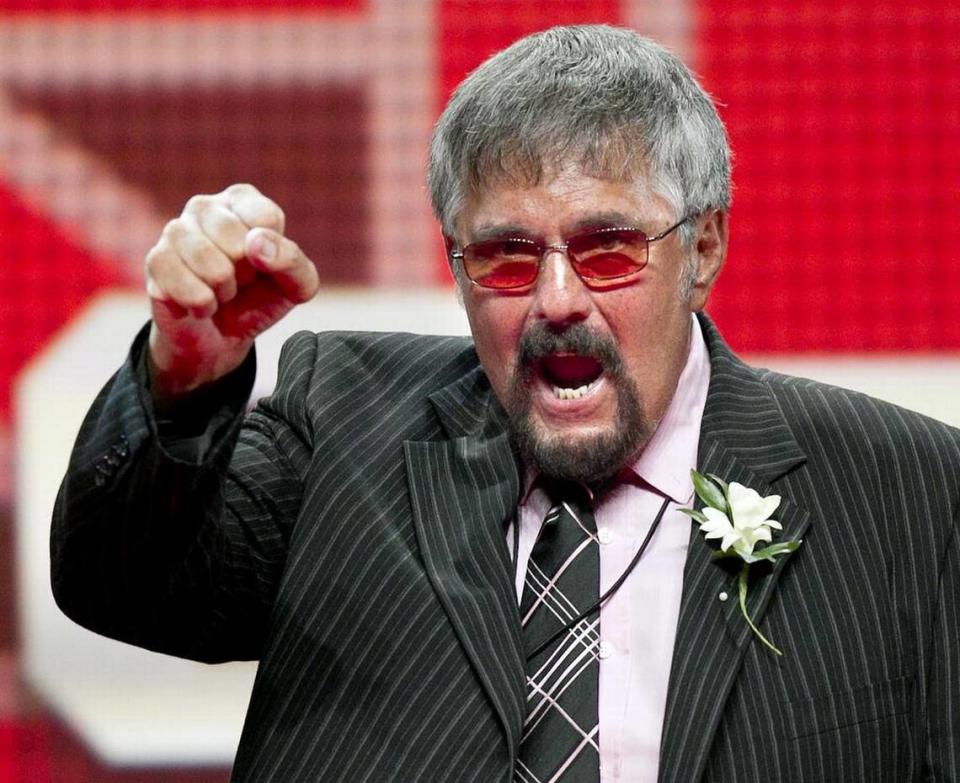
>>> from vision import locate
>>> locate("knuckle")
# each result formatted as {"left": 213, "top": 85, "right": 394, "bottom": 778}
{"left": 187, "top": 241, "right": 229, "bottom": 276}
{"left": 161, "top": 218, "right": 188, "bottom": 243}
{"left": 145, "top": 246, "right": 174, "bottom": 274}
{"left": 183, "top": 194, "right": 213, "bottom": 214}
{"left": 226, "top": 183, "right": 283, "bottom": 230}
{"left": 225, "top": 182, "right": 259, "bottom": 198}
{"left": 200, "top": 210, "right": 245, "bottom": 254}
{"left": 257, "top": 203, "right": 285, "bottom": 230}
{"left": 144, "top": 244, "right": 162, "bottom": 268}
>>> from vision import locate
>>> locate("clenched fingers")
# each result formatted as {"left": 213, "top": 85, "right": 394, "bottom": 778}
{"left": 145, "top": 245, "right": 218, "bottom": 318}
{"left": 195, "top": 203, "right": 249, "bottom": 261}
{"left": 244, "top": 228, "right": 319, "bottom": 304}
{"left": 224, "top": 183, "right": 285, "bottom": 234}
{"left": 182, "top": 184, "right": 285, "bottom": 252}
{"left": 146, "top": 186, "right": 313, "bottom": 323}
{"left": 166, "top": 217, "right": 238, "bottom": 303}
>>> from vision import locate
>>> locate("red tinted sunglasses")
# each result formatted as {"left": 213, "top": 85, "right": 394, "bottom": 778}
{"left": 450, "top": 218, "right": 690, "bottom": 290}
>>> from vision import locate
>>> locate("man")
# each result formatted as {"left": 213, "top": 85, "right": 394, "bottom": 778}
{"left": 51, "top": 24, "right": 959, "bottom": 783}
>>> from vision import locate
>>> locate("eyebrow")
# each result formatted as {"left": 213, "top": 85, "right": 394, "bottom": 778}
{"left": 568, "top": 211, "right": 640, "bottom": 233}
{"left": 469, "top": 224, "right": 538, "bottom": 244}
{"left": 468, "top": 211, "right": 642, "bottom": 244}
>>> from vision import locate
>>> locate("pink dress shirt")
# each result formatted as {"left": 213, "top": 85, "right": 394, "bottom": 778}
{"left": 509, "top": 315, "right": 711, "bottom": 782}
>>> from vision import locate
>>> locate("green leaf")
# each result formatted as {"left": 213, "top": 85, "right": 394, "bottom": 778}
{"left": 751, "top": 540, "right": 802, "bottom": 563}
{"left": 678, "top": 508, "right": 709, "bottom": 524}
{"left": 708, "top": 472, "right": 732, "bottom": 506}
{"left": 706, "top": 473, "right": 729, "bottom": 494}
{"left": 691, "top": 470, "right": 727, "bottom": 512}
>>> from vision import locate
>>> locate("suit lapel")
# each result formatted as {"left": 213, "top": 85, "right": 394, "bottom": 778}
{"left": 659, "top": 315, "right": 812, "bottom": 783}
{"left": 405, "top": 366, "right": 526, "bottom": 759}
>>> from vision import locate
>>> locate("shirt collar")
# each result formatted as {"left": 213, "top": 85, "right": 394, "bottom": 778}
{"left": 629, "top": 314, "right": 710, "bottom": 504}
{"left": 518, "top": 314, "right": 711, "bottom": 506}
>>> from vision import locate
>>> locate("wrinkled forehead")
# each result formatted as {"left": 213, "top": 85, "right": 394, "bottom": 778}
{"left": 463, "top": 130, "right": 655, "bottom": 202}
{"left": 455, "top": 147, "right": 662, "bottom": 239}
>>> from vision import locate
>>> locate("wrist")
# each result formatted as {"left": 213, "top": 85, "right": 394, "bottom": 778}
{"left": 147, "top": 327, "right": 250, "bottom": 409}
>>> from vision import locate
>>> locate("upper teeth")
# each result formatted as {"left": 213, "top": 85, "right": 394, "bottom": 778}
{"left": 553, "top": 381, "right": 595, "bottom": 400}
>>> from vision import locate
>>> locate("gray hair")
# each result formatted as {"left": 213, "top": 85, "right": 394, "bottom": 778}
{"left": 428, "top": 24, "right": 732, "bottom": 248}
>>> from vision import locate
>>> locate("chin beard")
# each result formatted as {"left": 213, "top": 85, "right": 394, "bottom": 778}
{"left": 506, "top": 323, "right": 654, "bottom": 487}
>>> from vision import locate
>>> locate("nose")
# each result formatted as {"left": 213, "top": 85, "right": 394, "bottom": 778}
{"left": 530, "top": 247, "right": 592, "bottom": 329}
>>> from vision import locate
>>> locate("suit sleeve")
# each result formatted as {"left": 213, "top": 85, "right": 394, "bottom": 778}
{"left": 50, "top": 326, "right": 318, "bottom": 663}
{"left": 925, "top": 503, "right": 960, "bottom": 779}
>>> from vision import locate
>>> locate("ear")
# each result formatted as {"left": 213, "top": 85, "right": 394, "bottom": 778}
{"left": 687, "top": 209, "right": 728, "bottom": 311}
{"left": 442, "top": 234, "right": 467, "bottom": 297}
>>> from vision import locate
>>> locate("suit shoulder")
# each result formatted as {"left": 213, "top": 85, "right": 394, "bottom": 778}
{"left": 252, "top": 330, "right": 483, "bottom": 452}
{"left": 757, "top": 367, "right": 960, "bottom": 471}
{"left": 276, "top": 330, "right": 478, "bottom": 390}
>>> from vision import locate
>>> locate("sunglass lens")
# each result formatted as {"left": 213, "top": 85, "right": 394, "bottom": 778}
{"left": 569, "top": 228, "right": 647, "bottom": 280}
{"left": 464, "top": 239, "right": 539, "bottom": 289}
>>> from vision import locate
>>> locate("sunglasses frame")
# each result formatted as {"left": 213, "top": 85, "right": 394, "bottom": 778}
{"left": 449, "top": 216, "right": 692, "bottom": 290}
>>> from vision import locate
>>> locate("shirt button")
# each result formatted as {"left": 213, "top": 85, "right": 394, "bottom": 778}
{"left": 597, "top": 527, "right": 614, "bottom": 545}
{"left": 598, "top": 640, "right": 615, "bottom": 659}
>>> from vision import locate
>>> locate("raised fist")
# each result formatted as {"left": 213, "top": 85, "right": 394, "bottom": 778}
{"left": 144, "top": 184, "right": 319, "bottom": 404}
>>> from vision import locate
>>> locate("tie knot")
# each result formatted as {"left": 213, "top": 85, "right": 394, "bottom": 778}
{"left": 544, "top": 479, "right": 594, "bottom": 512}
{"left": 541, "top": 479, "right": 596, "bottom": 536}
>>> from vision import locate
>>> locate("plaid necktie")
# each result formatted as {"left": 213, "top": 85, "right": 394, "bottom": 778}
{"left": 515, "top": 481, "right": 600, "bottom": 783}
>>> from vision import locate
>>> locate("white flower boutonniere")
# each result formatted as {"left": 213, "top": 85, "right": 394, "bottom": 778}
{"left": 680, "top": 470, "right": 803, "bottom": 656}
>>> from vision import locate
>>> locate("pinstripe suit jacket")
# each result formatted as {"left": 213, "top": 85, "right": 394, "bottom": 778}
{"left": 52, "top": 314, "right": 960, "bottom": 782}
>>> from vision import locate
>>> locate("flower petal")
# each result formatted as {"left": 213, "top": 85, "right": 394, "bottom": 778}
{"left": 700, "top": 507, "right": 732, "bottom": 535}
{"left": 759, "top": 494, "right": 782, "bottom": 518}
{"left": 729, "top": 484, "right": 783, "bottom": 531}
{"left": 727, "top": 482, "right": 757, "bottom": 509}
{"left": 720, "top": 531, "right": 742, "bottom": 552}
{"left": 702, "top": 507, "right": 730, "bottom": 522}
{"left": 727, "top": 484, "right": 768, "bottom": 527}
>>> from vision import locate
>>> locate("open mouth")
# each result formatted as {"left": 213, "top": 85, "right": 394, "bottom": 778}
{"left": 536, "top": 352, "right": 605, "bottom": 400}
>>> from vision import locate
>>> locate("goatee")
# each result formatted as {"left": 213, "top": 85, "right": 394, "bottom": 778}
{"left": 506, "top": 322, "right": 653, "bottom": 487}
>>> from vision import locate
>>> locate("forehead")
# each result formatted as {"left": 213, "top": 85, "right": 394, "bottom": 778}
{"left": 456, "top": 166, "right": 669, "bottom": 239}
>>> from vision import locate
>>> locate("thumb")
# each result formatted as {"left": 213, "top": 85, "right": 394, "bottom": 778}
{"left": 245, "top": 227, "right": 279, "bottom": 266}
{"left": 242, "top": 227, "right": 319, "bottom": 304}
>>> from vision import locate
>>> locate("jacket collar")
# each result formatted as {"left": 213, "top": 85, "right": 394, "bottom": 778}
{"left": 427, "top": 359, "right": 511, "bottom": 440}
{"left": 659, "top": 313, "right": 812, "bottom": 783}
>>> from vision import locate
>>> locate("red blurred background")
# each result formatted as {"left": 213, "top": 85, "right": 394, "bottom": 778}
{"left": 0, "top": 0, "right": 957, "bottom": 779}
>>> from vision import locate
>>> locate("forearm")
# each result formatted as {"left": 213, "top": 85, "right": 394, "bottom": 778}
{"left": 50, "top": 328, "right": 266, "bottom": 661}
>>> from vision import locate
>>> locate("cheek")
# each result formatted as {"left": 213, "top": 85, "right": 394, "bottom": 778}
{"left": 465, "top": 299, "right": 526, "bottom": 393}
{"left": 601, "top": 293, "right": 684, "bottom": 368}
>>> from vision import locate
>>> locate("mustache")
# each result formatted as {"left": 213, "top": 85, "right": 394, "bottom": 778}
{"left": 516, "top": 322, "right": 624, "bottom": 374}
